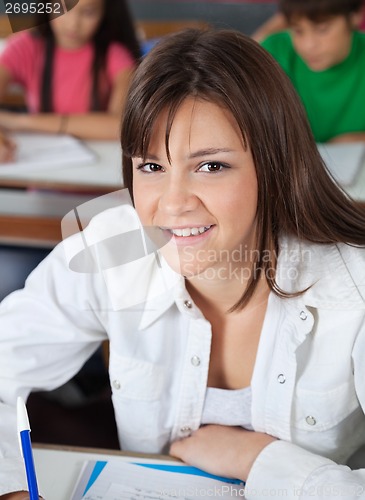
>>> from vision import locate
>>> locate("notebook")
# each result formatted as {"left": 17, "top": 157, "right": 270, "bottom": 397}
{"left": 317, "top": 142, "right": 365, "bottom": 187}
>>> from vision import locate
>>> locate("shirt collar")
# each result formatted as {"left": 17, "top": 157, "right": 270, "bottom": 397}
{"left": 137, "top": 256, "right": 184, "bottom": 330}
{"left": 277, "top": 235, "right": 365, "bottom": 309}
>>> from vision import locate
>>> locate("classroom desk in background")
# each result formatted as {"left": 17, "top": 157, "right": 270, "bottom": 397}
{"left": 346, "top": 162, "right": 365, "bottom": 205}
{"left": 0, "top": 139, "right": 124, "bottom": 247}
{"left": 0, "top": 185, "right": 127, "bottom": 247}
{"left": 0, "top": 189, "right": 99, "bottom": 246}
{"left": 0, "top": 140, "right": 123, "bottom": 193}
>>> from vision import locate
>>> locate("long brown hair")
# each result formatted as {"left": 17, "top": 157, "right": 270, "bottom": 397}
{"left": 121, "top": 28, "right": 365, "bottom": 309}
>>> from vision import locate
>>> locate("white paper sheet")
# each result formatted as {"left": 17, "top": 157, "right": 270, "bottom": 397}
{"left": 0, "top": 132, "right": 96, "bottom": 173}
{"left": 73, "top": 460, "right": 244, "bottom": 500}
{"left": 100, "top": 482, "right": 185, "bottom": 499}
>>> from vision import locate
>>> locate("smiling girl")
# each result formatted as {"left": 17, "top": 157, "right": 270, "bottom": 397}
{"left": 0, "top": 28, "right": 365, "bottom": 498}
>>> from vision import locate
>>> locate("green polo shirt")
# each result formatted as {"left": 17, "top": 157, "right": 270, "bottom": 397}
{"left": 261, "top": 31, "right": 365, "bottom": 143}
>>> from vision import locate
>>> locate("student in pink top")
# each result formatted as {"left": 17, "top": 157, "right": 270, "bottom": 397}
{"left": 0, "top": 0, "right": 141, "bottom": 161}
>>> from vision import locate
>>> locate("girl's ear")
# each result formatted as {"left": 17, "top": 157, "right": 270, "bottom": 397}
{"left": 349, "top": 8, "right": 364, "bottom": 29}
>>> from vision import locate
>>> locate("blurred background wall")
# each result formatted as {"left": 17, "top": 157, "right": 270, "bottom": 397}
{"left": 130, "top": 0, "right": 277, "bottom": 36}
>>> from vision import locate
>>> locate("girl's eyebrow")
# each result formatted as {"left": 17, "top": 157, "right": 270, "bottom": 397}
{"left": 189, "top": 147, "right": 235, "bottom": 158}
{"left": 140, "top": 148, "right": 235, "bottom": 162}
{"left": 142, "top": 154, "right": 159, "bottom": 161}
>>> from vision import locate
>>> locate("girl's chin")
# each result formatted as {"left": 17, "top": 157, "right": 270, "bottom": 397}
{"left": 158, "top": 242, "right": 217, "bottom": 278}
{"left": 162, "top": 255, "right": 210, "bottom": 279}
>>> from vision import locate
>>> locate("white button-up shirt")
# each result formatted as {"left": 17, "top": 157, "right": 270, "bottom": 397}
{"left": 0, "top": 205, "right": 365, "bottom": 498}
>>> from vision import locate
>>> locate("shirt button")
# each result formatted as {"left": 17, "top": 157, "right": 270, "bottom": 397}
{"left": 112, "top": 379, "right": 121, "bottom": 390}
{"left": 184, "top": 300, "right": 193, "bottom": 309}
{"left": 299, "top": 310, "right": 307, "bottom": 320}
{"left": 306, "top": 415, "right": 317, "bottom": 426}
{"left": 277, "top": 373, "right": 286, "bottom": 384}
{"left": 191, "top": 355, "right": 201, "bottom": 367}
{"left": 180, "top": 426, "right": 191, "bottom": 433}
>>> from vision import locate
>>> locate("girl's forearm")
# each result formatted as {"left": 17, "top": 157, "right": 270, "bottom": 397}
{"left": 0, "top": 112, "right": 122, "bottom": 140}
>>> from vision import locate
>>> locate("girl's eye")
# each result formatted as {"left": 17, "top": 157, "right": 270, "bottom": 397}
{"left": 137, "top": 163, "right": 163, "bottom": 173}
{"left": 198, "top": 162, "right": 226, "bottom": 173}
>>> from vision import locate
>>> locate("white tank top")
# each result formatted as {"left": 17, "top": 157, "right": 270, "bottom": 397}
{"left": 201, "top": 386, "right": 253, "bottom": 430}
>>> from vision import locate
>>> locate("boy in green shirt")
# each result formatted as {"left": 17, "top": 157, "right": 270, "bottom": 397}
{"left": 261, "top": 0, "right": 365, "bottom": 143}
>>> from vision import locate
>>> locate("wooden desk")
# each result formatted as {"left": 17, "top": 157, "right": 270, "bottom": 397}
{"left": 0, "top": 189, "right": 100, "bottom": 247}
{"left": 33, "top": 444, "right": 175, "bottom": 500}
{"left": 0, "top": 186, "right": 127, "bottom": 247}
{"left": 0, "top": 139, "right": 125, "bottom": 246}
{"left": 0, "top": 140, "right": 123, "bottom": 193}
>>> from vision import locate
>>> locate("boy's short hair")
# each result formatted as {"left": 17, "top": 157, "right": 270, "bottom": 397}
{"left": 279, "top": 0, "right": 363, "bottom": 23}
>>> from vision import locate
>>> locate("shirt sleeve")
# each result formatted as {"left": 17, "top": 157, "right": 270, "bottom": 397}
{"left": 246, "top": 440, "right": 365, "bottom": 499}
{"left": 245, "top": 320, "right": 365, "bottom": 500}
{"left": 0, "top": 241, "right": 108, "bottom": 494}
{"left": 0, "top": 31, "right": 40, "bottom": 86}
{"left": 106, "top": 42, "right": 135, "bottom": 82}
{"left": 0, "top": 403, "right": 29, "bottom": 495}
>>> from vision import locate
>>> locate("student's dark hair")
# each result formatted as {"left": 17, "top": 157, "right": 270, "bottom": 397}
{"left": 121, "top": 28, "right": 365, "bottom": 310}
{"left": 34, "top": 0, "right": 141, "bottom": 112}
{"left": 279, "top": 0, "right": 363, "bottom": 23}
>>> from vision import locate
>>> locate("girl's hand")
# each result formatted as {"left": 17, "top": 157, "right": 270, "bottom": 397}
{"left": 0, "top": 130, "right": 16, "bottom": 162}
{"left": 169, "top": 425, "right": 276, "bottom": 482}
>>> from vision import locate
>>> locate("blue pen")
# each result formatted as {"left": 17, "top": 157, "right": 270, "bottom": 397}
{"left": 17, "top": 396, "right": 39, "bottom": 500}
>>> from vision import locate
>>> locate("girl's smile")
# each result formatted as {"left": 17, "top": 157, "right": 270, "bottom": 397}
{"left": 159, "top": 224, "right": 215, "bottom": 245}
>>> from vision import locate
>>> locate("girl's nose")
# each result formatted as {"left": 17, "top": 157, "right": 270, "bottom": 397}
{"left": 158, "top": 177, "right": 199, "bottom": 216}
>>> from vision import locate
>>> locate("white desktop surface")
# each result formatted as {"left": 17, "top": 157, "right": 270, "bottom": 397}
{"left": 33, "top": 446, "right": 175, "bottom": 500}
{"left": 0, "top": 189, "right": 96, "bottom": 218}
{"left": 318, "top": 142, "right": 365, "bottom": 187}
{"left": 0, "top": 140, "right": 123, "bottom": 189}
{"left": 346, "top": 161, "right": 365, "bottom": 201}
